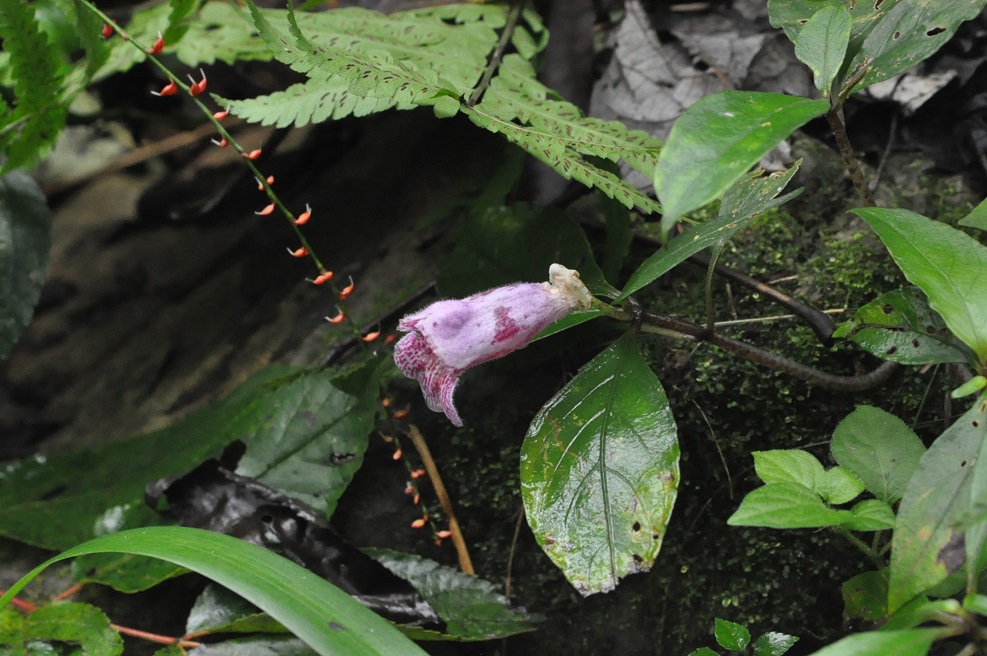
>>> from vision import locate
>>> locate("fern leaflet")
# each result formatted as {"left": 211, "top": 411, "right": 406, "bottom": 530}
{"left": 0, "top": 0, "right": 68, "bottom": 172}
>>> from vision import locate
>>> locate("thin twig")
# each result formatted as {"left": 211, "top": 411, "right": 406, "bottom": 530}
{"left": 406, "top": 425, "right": 474, "bottom": 574}
{"left": 467, "top": 0, "right": 523, "bottom": 107}
{"left": 112, "top": 624, "right": 201, "bottom": 649}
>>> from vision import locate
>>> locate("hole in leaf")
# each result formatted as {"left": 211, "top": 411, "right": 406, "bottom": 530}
{"left": 874, "top": 0, "right": 885, "bottom": 9}
{"left": 882, "top": 304, "right": 894, "bottom": 314}
{"left": 893, "top": 31, "right": 901, "bottom": 40}
{"left": 885, "top": 346, "right": 898, "bottom": 355}
{"left": 927, "top": 27, "right": 946, "bottom": 37}
{"left": 961, "top": 460, "right": 968, "bottom": 467}
{"left": 911, "top": 339, "right": 920, "bottom": 348}
{"left": 632, "top": 521, "right": 642, "bottom": 532}
{"left": 632, "top": 554, "right": 644, "bottom": 563}
{"left": 974, "top": 421, "right": 981, "bottom": 429}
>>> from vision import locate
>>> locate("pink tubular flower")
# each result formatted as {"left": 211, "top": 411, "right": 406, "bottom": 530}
{"left": 394, "top": 264, "right": 592, "bottom": 427}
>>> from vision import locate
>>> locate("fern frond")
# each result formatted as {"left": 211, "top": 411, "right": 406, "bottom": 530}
{"left": 71, "top": 0, "right": 111, "bottom": 80}
{"left": 0, "top": 0, "right": 69, "bottom": 171}
{"left": 229, "top": 1, "right": 505, "bottom": 124}
{"left": 464, "top": 55, "right": 662, "bottom": 214}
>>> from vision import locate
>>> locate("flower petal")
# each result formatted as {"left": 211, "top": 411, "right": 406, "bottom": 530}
{"left": 394, "top": 332, "right": 464, "bottom": 426}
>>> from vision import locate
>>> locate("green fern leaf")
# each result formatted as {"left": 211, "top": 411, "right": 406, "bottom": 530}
{"left": 172, "top": 2, "right": 272, "bottom": 66}
{"left": 464, "top": 55, "right": 661, "bottom": 214}
{"left": 0, "top": 0, "right": 69, "bottom": 172}
{"left": 229, "top": 1, "right": 504, "bottom": 124}
{"left": 69, "top": 0, "right": 111, "bottom": 80}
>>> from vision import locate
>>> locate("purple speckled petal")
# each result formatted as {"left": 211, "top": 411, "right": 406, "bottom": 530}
{"left": 393, "top": 265, "right": 592, "bottom": 426}
{"left": 393, "top": 332, "right": 464, "bottom": 426}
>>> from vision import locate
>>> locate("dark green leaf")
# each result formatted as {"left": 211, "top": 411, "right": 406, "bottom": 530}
{"left": 833, "top": 287, "right": 977, "bottom": 366}
{"left": 366, "top": 549, "right": 538, "bottom": 640}
{"left": 653, "top": 91, "right": 825, "bottom": 232}
{"left": 438, "top": 204, "right": 610, "bottom": 297}
{"left": 688, "top": 649, "right": 720, "bottom": 656}
{"left": 842, "top": 571, "right": 888, "bottom": 621}
{"left": 0, "top": 171, "right": 52, "bottom": 361}
{"left": 847, "top": 0, "right": 987, "bottom": 93}
{"left": 521, "top": 333, "right": 679, "bottom": 595}
{"left": 235, "top": 361, "right": 382, "bottom": 518}
{"left": 179, "top": 636, "right": 315, "bottom": 655}
{"left": 72, "top": 550, "right": 188, "bottom": 593}
{"left": 794, "top": 5, "right": 852, "bottom": 97}
{"left": 963, "top": 592, "right": 987, "bottom": 615}
{"left": 0, "top": 527, "right": 428, "bottom": 656}
{"left": 0, "top": 365, "right": 371, "bottom": 550}
{"left": 889, "top": 397, "right": 987, "bottom": 611}
{"left": 853, "top": 208, "right": 987, "bottom": 363}
{"left": 618, "top": 163, "right": 801, "bottom": 301}
{"left": 831, "top": 405, "right": 926, "bottom": 504}
{"left": 804, "top": 628, "right": 944, "bottom": 656}
{"left": 0, "top": 602, "right": 123, "bottom": 656}
{"left": 728, "top": 483, "right": 847, "bottom": 529}
{"left": 714, "top": 618, "right": 750, "bottom": 651}
{"left": 753, "top": 631, "right": 799, "bottom": 656}
{"left": 186, "top": 584, "right": 288, "bottom": 636}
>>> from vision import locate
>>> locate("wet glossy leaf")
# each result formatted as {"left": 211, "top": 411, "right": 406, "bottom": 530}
{"left": 618, "top": 164, "right": 801, "bottom": 301}
{"left": 853, "top": 207, "right": 987, "bottom": 364}
{"left": 73, "top": 548, "right": 188, "bottom": 593}
{"left": 0, "top": 170, "right": 51, "bottom": 361}
{"left": 833, "top": 287, "right": 976, "bottom": 366}
{"left": 889, "top": 398, "right": 987, "bottom": 612}
{"left": 521, "top": 333, "right": 679, "bottom": 595}
{"left": 794, "top": 5, "right": 851, "bottom": 97}
{"left": 727, "top": 483, "right": 845, "bottom": 529}
{"left": 366, "top": 549, "right": 538, "bottom": 640}
{"left": 842, "top": 570, "right": 888, "bottom": 621}
{"left": 804, "top": 628, "right": 945, "bottom": 656}
{"left": 831, "top": 405, "right": 926, "bottom": 504}
{"left": 0, "top": 364, "right": 375, "bottom": 551}
{"left": 234, "top": 360, "right": 383, "bottom": 518}
{"left": 688, "top": 649, "right": 719, "bottom": 656}
{"left": 438, "top": 204, "right": 610, "bottom": 298}
{"left": 186, "top": 584, "right": 288, "bottom": 636}
{"left": 753, "top": 450, "right": 825, "bottom": 489}
{"left": 0, "top": 527, "right": 428, "bottom": 656}
{"left": 653, "top": 91, "right": 825, "bottom": 232}
{"left": 847, "top": 0, "right": 987, "bottom": 93}
{"left": 753, "top": 631, "right": 798, "bottom": 656}
{"left": 0, "top": 602, "right": 122, "bottom": 656}
{"left": 714, "top": 618, "right": 750, "bottom": 651}
{"left": 185, "top": 636, "right": 314, "bottom": 655}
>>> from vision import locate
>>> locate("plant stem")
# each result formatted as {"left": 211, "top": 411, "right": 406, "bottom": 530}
{"left": 833, "top": 527, "right": 885, "bottom": 568}
{"left": 826, "top": 105, "right": 875, "bottom": 207}
{"left": 407, "top": 425, "right": 475, "bottom": 574}
{"left": 635, "top": 308, "right": 897, "bottom": 393}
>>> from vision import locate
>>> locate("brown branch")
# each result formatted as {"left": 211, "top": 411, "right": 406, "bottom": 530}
{"left": 406, "top": 425, "right": 474, "bottom": 574}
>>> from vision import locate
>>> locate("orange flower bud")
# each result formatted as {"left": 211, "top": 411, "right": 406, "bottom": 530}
{"left": 188, "top": 69, "right": 208, "bottom": 95}
{"left": 243, "top": 149, "right": 262, "bottom": 160}
{"left": 361, "top": 330, "right": 380, "bottom": 343}
{"left": 294, "top": 203, "right": 312, "bottom": 225}
{"left": 339, "top": 277, "right": 355, "bottom": 300}
{"left": 411, "top": 518, "right": 427, "bottom": 529}
{"left": 255, "top": 203, "right": 275, "bottom": 216}
{"left": 213, "top": 109, "right": 229, "bottom": 121}
{"left": 392, "top": 408, "right": 410, "bottom": 419}
{"left": 311, "top": 271, "right": 334, "bottom": 286}
{"left": 413, "top": 493, "right": 420, "bottom": 505}
{"left": 211, "top": 137, "right": 228, "bottom": 148}
{"left": 384, "top": 333, "right": 397, "bottom": 345}
{"left": 435, "top": 530, "right": 452, "bottom": 539}
{"left": 287, "top": 246, "right": 308, "bottom": 258}
{"left": 381, "top": 398, "right": 392, "bottom": 408}
{"left": 147, "top": 32, "right": 165, "bottom": 55}
{"left": 410, "top": 468, "right": 426, "bottom": 479}
{"left": 325, "top": 307, "right": 345, "bottom": 324}
{"left": 151, "top": 81, "right": 178, "bottom": 97}
{"left": 392, "top": 447, "right": 402, "bottom": 460}
{"left": 100, "top": 23, "right": 114, "bottom": 39}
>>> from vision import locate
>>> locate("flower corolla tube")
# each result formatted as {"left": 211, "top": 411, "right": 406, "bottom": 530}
{"left": 394, "top": 264, "right": 593, "bottom": 426}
